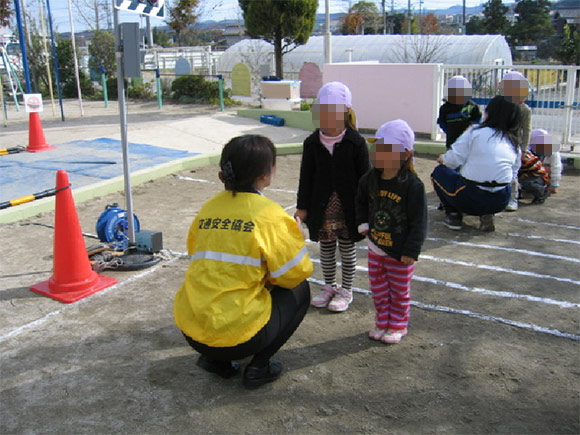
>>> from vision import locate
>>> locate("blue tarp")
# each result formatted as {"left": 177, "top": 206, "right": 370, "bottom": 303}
{"left": 0, "top": 138, "right": 194, "bottom": 202}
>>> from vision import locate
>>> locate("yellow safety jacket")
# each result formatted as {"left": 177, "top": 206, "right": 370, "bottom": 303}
{"left": 174, "top": 190, "right": 313, "bottom": 347}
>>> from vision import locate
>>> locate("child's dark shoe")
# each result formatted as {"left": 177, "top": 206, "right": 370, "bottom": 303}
{"left": 243, "top": 360, "right": 283, "bottom": 389}
{"left": 196, "top": 355, "right": 240, "bottom": 379}
{"left": 443, "top": 213, "right": 463, "bottom": 230}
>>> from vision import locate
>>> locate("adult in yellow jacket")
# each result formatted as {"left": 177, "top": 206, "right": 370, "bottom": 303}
{"left": 174, "top": 135, "right": 313, "bottom": 389}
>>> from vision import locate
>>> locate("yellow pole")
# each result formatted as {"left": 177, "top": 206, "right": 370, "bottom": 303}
{"left": 39, "top": 0, "right": 56, "bottom": 117}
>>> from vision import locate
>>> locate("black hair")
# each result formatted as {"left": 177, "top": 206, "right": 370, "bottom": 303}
{"left": 219, "top": 135, "right": 276, "bottom": 195}
{"left": 476, "top": 95, "right": 521, "bottom": 150}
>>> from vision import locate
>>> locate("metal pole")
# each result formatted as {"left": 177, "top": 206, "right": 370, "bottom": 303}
{"left": 113, "top": 1, "right": 136, "bottom": 246}
{"left": 146, "top": 16, "right": 153, "bottom": 48}
{"left": 562, "top": 67, "right": 576, "bottom": 147}
{"left": 67, "top": 0, "right": 84, "bottom": 116}
{"left": 46, "top": 0, "right": 65, "bottom": 121}
{"left": 324, "top": 0, "right": 332, "bottom": 64}
{"left": 13, "top": 0, "right": 32, "bottom": 93}
{"left": 0, "top": 76, "right": 7, "bottom": 126}
{"left": 156, "top": 68, "right": 162, "bottom": 109}
{"left": 100, "top": 66, "right": 108, "bottom": 108}
{"left": 218, "top": 75, "right": 224, "bottom": 112}
{"left": 462, "top": 0, "right": 466, "bottom": 34}
{"left": 382, "top": 0, "right": 386, "bottom": 34}
{"left": 407, "top": 0, "right": 412, "bottom": 34}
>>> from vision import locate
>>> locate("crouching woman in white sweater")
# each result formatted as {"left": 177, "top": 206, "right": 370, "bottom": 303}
{"left": 431, "top": 96, "right": 521, "bottom": 232}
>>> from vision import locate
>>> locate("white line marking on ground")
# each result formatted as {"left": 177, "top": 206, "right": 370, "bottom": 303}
{"left": 267, "top": 187, "right": 297, "bottom": 194}
{"left": 310, "top": 258, "right": 579, "bottom": 309}
{"left": 0, "top": 256, "right": 182, "bottom": 344}
{"left": 284, "top": 204, "right": 296, "bottom": 211}
{"left": 176, "top": 175, "right": 216, "bottom": 184}
{"left": 506, "top": 233, "right": 580, "bottom": 245}
{"left": 418, "top": 255, "right": 580, "bottom": 286}
{"left": 307, "top": 278, "right": 580, "bottom": 342}
{"left": 517, "top": 218, "right": 580, "bottom": 231}
{"left": 176, "top": 175, "right": 297, "bottom": 194}
{"left": 426, "top": 237, "right": 580, "bottom": 263}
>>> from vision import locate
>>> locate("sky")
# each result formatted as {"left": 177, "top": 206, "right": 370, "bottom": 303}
{"left": 8, "top": 0, "right": 487, "bottom": 35}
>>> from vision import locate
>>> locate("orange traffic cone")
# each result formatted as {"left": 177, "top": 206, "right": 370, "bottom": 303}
{"left": 30, "top": 170, "right": 117, "bottom": 303}
{"left": 26, "top": 112, "right": 56, "bottom": 153}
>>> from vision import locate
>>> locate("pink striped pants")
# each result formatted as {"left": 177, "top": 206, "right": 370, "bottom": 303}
{"left": 368, "top": 250, "right": 415, "bottom": 331}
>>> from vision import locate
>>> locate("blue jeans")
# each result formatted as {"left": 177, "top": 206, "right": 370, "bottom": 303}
{"left": 431, "top": 165, "right": 511, "bottom": 217}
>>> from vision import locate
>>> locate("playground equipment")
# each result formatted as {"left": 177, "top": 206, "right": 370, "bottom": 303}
{"left": 0, "top": 43, "right": 24, "bottom": 111}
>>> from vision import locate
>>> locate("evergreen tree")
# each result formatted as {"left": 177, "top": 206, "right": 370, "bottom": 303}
{"left": 482, "top": 0, "right": 510, "bottom": 35}
{"left": 466, "top": 16, "right": 486, "bottom": 35}
{"left": 56, "top": 38, "right": 94, "bottom": 98}
{"left": 88, "top": 30, "right": 116, "bottom": 77}
{"left": 511, "top": 0, "right": 553, "bottom": 46}
{"left": 557, "top": 24, "right": 580, "bottom": 65}
{"left": 239, "top": 0, "right": 317, "bottom": 79}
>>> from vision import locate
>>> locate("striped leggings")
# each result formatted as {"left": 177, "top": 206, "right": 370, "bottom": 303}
{"left": 319, "top": 239, "right": 356, "bottom": 291}
{"left": 368, "top": 249, "right": 415, "bottom": 331}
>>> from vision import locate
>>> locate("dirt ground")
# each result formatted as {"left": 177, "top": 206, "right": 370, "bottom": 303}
{"left": 1, "top": 145, "right": 579, "bottom": 434}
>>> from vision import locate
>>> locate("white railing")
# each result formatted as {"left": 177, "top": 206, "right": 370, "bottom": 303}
{"left": 439, "top": 64, "right": 580, "bottom": 149}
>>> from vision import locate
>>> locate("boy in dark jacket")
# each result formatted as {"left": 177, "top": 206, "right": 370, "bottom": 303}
{"left": 437, "top": 75, "right": 482, "bottom": 149}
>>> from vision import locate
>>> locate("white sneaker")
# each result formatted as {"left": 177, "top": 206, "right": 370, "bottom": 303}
{"left": 505, "top": 200, "right": 518, "bottom": 212}
{"left": 327, "top": 287, "right": 353, "bottom": 312}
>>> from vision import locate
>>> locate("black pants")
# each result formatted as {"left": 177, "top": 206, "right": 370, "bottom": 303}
{"left": 184, "top": 280, "right": 310, "bottom": 367}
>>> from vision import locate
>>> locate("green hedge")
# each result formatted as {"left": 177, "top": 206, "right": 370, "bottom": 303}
{"left": 171, "top": 75, "right": 227, "bottom": 104}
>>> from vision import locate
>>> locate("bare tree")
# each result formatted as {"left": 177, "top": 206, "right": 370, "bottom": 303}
{"left": 238, "top": 40, "right": 273, "bottom": 98}
{"left": 393, "top": 35, "right": 448, "bottom": 63}
{"left": 73, "top": 0, "right": 112, "bottom": 32}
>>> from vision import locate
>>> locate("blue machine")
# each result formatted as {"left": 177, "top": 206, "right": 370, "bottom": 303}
{"left": 96, "top": 203, "right": 140, "bottom": 250}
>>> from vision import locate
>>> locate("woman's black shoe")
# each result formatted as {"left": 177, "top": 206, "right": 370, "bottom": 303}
{"left": 243, "top": 360, "right": 283, "bottom": 389}
{"left": 196, "top": 355, "right": 240, "bottom": 379}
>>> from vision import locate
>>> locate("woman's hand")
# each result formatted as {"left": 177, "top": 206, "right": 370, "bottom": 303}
{"left": 294, "top": 209, "right": 307, "bottom": 223}
{"left": 437, "top": 155, "right": 445, "bottom": 165}
{"left": 400, "top": 256, "right": 415, "bottom": 265}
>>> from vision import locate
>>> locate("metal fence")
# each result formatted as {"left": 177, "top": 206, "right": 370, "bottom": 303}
{"left": 439, "top": 64, "right": 580, "bottom": 149}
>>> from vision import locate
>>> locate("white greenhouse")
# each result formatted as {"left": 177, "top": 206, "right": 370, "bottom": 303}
{"left": 217, "top": 34, "right": 512, "bottom": 98}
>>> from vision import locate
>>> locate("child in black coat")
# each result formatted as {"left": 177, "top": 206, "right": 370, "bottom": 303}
{"left": 295, "top": 82, "right": 370, "bottom": 312}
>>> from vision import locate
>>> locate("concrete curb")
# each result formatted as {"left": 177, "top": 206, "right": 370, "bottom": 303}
{"left": 0, "top": 143, "right": 305, "bottom": 224}
{"left": 2, "top": 140, "right": 576, "bottom": 224}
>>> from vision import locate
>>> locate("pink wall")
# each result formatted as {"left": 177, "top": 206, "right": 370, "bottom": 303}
{"left": 324, "top": 63, "right": 440, "bottom": 137}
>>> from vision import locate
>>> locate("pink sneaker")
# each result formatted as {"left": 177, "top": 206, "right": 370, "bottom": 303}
{"left": 381, "top": 328, "right": 407, "bottom": 344}
{"left": 368, "top": 327, "right": 386, "bottom": 341}
{"left": 311, "top": 285, "right": 337, "bottom": 308}
{"left": 327, "top": 287, "right": 353, "bottom": 312}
